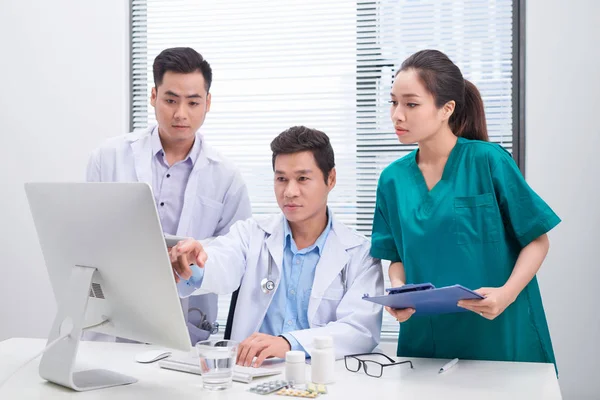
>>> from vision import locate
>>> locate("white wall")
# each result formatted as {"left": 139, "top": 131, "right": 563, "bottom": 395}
{"left": 526, "top": 0, "right": 600, "bottom": 399}
{"left": 0, "top": 0, "right": 129, "bottom": 340}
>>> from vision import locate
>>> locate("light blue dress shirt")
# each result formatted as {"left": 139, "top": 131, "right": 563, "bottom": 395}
{"left": 151, "top": 129, "right": 201, "bottom": 235}
{"left": 177, "top": 211, "right": 333, "bottom": 354}
{"left": 150, "top": 130, "right": 208, "bottom": 336}
{"left": 259, "top": 212, "right": 332, "bottom": 353}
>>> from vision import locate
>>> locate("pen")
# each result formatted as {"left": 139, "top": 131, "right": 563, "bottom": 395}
{"left": 438, "top": 358, "right": 459, "bottom": 374}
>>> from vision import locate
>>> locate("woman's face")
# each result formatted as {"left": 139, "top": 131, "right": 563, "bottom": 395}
{"left": 390, "top": 69, "right": 451, "bottom": 144}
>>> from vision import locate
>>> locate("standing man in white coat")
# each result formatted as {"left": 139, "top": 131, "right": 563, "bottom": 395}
{"left": 171, "top": 126, "right": 383, "bottom": 367}
{"left": 86, "top": 47, "right": 251, "bottom": 344}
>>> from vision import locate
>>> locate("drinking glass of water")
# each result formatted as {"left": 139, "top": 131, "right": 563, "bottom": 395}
{"left": 195, "top": 339, "right": 238, "bottom": 390}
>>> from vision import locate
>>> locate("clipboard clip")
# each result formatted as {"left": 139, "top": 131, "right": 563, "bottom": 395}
{"left": 386, "top": 283, "right": 435, "bottom": 295}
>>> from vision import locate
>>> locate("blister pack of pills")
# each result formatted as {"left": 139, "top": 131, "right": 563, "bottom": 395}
{"left": 306, "top": 383, "right": 327, "bottom": 394}
{"left": 275, "top": 388, "right": 318, "bottom": 398}
{"left": 248, "top": 380, "right": 292, "bottom": 395}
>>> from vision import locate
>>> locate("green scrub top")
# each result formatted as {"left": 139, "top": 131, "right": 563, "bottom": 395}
{"left": 371, "top": 137, "right": 560, "bottom": 366}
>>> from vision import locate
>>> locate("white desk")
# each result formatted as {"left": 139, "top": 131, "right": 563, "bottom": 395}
{"left": 0, "top": 338, "right": 561, "bottom": 399}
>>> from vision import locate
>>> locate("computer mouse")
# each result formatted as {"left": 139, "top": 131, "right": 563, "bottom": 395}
{"left": 135, "top": 349, "right": 172, "bottom": 363}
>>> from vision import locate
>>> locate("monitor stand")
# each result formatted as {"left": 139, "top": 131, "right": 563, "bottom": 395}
{"left": 38, "top": 265, "right": 138, "bottom": 391}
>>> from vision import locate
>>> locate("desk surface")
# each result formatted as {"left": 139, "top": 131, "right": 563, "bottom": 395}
{"left": 0, "top": 338, "right": 561, "bottom": 399}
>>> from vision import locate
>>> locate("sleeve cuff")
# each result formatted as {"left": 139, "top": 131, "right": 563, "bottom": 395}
{"left": 370, "top": 244, "right": 401, "bottom": 263}
{"left": 283, "top": 333, "right": 308, "bottom": 356}
{"left": 517, "top": 214, "right": 562, "bottom": 248}
{"left": 176, "top": 264, "right": 205, "bottom": 298}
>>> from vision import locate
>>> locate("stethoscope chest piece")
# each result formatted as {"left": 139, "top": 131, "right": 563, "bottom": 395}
{"left": 261, "top": 254, "right": 276, "bottom": 294}
{"left": 261, "top": 277, "right": 275, "bottom": 294}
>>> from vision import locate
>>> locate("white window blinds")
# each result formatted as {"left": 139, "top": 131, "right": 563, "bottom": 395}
{"left": 132, "top": 0, "right": 516, "bottom": 338}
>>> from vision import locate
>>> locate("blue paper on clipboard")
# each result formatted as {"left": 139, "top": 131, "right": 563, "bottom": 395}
{"left": 362, "top": 283, "right": 484, "bottom": 316}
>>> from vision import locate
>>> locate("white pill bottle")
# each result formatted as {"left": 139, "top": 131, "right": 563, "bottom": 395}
{"left": 311, "top": 336, "right": 335, "bottom": 384}
{"left": 285, "top": 350, "right": 306, "bottom": 384}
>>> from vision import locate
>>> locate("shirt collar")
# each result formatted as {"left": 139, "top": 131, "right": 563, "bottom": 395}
{"left": 151, "top": 126, "right": 202, "bottom": 165}
{"left": 283, "top": 207, "right": 333, "bottom": 255}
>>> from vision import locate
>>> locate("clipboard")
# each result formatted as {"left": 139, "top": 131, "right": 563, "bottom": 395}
{"left": 363, "top": 283, "right": 484, "bottom": 316}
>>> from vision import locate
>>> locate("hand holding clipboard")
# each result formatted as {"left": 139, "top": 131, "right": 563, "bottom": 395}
{"left": 363, "top": 283, "right": 484, "bottom": 317}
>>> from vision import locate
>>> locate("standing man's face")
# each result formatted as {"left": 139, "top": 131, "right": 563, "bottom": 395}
{"left": 274, "top": 151, "right": 335, "bottom": 225}
{"left": 150, "top": 71, "right": 211, "bottom": 144}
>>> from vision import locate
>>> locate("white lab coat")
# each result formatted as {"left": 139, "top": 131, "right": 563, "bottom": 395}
{"left": 185, "top": 213, "right": 384, "bottom": 358}
{"left": 86, "top": 125, "right": 251, "bottom": 341}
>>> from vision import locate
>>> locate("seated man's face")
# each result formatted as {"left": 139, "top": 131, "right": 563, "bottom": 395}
{"left": 274, "top": 150, "right": 335, "bottom": 225}
{"left": 150, "top": 71, "right": 211, "bottom": 143}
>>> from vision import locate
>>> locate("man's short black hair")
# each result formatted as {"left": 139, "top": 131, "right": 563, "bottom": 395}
{"left": 152, "top": 47, "right": 212, "bottom": 92}
{"left": 270, "top": 126, "right": 335, "bottom": 183}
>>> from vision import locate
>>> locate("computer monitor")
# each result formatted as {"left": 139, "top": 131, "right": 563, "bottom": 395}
{"left": 24, "top": 182, "right": 191, "bottom": 391}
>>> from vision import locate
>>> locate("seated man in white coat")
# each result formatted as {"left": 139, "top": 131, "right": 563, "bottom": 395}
{"left": 171, "top": 126, "right": 384, "bottom": 367}
{"left": 86, "top": 47, "right": 251, "bottom": 343}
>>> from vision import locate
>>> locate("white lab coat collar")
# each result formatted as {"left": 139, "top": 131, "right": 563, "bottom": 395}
{"left": 257, "top": 212, "right": 364, "bottom": 323}
{"left": 257, "top": 212, "right": 363, "bottom": 249}
{"left": 128, "top": 125, "right": 222, "bottom": 185}
{"left": 127, "top": 125, "right": 224, "bottom": 236}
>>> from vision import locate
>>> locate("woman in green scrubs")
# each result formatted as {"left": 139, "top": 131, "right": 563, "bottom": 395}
{"left": 371, "top": 49, "right": 560, "bottom": 366}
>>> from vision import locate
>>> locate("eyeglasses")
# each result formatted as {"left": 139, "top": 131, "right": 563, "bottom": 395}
{"left": 344, "top": 352, "right": 413, "bottom": 378}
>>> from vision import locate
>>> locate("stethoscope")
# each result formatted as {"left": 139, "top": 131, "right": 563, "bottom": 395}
{"left": 260, "top": 253, "right": 349, "bottom": 295}
{"left": 188, "top": 307, "right": 219, "bottom": 334}
{"left": 260, "top": 255, "right": 276, "bottom": 294}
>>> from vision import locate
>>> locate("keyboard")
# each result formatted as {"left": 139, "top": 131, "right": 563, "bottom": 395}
{"left": 158, "top": 352, "right": 283, "bottom": 383}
